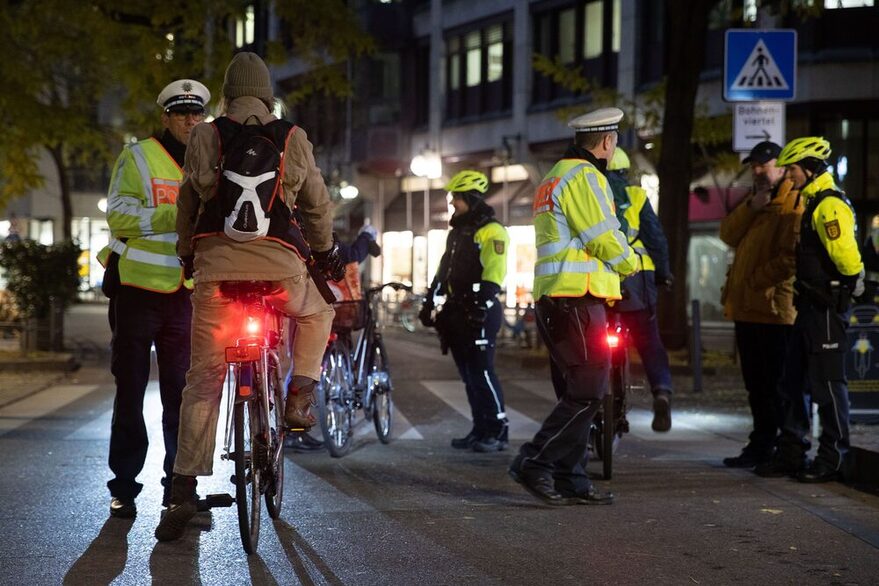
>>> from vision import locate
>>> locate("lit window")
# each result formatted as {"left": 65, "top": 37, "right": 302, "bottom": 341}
{"left": 450, "top": 53, "right": 460, "bottom": 90}
{"left": 612, "top": 0, "right": 621, "bottom": 53}
{"left": 824, "top": 0, "right": 873, "bottom": 7}
{"left": 236, "top": 5, "right": 255, "bottom": 48}
{"left": 465, "top": 31, "right": 481, "bottom": 87}
{"left": 584, "top": 1, "right": 604, "bottom": 59}
{"left": 559, "top": 8, "right": 576, "bottom": 63}
{"left": 486, "top": 25, "right": 504, "bottom": 82}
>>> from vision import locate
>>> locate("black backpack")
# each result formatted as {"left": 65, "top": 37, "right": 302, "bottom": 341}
{"left": 193, "top": 116, "right": 311, "bottom": 259}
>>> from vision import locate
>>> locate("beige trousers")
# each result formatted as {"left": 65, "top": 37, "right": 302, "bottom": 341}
{"left": 174, "top": 273, "right": 333, "bottom": 476}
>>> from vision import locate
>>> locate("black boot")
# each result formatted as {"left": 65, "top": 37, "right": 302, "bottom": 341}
{"left": 451, "top": 429, "right": 480, "bottom": 450}
{"left": 155, "top": 474, "right": 198, "bottom": 542}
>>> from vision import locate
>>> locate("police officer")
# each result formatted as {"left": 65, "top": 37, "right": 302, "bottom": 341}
{"left": 98, "top": 79, "right": 210, "bottom": 518}
{"left": 756, "top": 137, "right": 864, "bottom": 483}
{"left": 419, "top": 170, "right": 511, "bottom": 452}
{"left": 606, "top": 147, "right": 674, "bottom": 432}
{"left": 509, "top": 107, "right": 637, "bottom": 505}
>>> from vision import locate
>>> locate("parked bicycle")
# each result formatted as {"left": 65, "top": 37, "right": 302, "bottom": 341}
{"left": 317, "top": 281, "right": 410, "bottom": 457}
{"left": 218, "top": 281, "right": 289, "bottom": 554}
{"left": 590, "top": 308, "right": 632, "bottom": 480}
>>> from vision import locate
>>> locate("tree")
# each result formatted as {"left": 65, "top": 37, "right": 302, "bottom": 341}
{"left": 0, "top": 0, "right": 372, "bottom": 242}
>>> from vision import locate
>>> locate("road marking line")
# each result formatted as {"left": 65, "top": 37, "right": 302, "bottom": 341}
{"left": 353, "top": 407, "right": 423, "bottom": 440}
{"left": 0, "top": 384, "right": 99, "bottom": 437}
{"left": 420, "top": 380, "right": 541, "bottom": 439}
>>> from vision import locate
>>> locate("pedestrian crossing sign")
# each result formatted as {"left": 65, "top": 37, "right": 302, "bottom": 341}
{"left": 724, "top": 29, "right": 797, "bottom": 102}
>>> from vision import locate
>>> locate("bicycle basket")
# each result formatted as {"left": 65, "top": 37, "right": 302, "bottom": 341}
{"left": 332, "top": 300, "right": 367, "bottom": 331}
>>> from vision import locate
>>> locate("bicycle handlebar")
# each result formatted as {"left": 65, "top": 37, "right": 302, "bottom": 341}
{"left": 367, "top": 281, "right": 413, "bottom": 296}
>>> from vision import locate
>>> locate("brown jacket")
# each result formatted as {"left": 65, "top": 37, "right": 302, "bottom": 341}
{"left": 719, "top": 178, "right": 802, "bottom": 325}
{"left": 176, "top": 96, "right": 332, "bottom": 282}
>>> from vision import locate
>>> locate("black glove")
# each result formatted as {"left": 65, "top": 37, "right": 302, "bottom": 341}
{"left": 656, "top": 272, "right": 674, "bottom": 292}
{"left": 179, "top": 255, "right": 194, "bottom": 280}
{"left": 313, "top": 242, "right": 346, "bottom": 282}
{"left": 419, "top": 300, "right": 435, "bottom": 328}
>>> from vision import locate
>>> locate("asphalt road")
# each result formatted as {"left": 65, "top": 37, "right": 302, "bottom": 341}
{"left": 1, "top": 305, "right": 878, "bottom": 585}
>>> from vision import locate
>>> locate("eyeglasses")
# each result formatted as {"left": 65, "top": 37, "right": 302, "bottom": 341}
{"left": 168, "top": 111, "right": 206, "bottom": 121}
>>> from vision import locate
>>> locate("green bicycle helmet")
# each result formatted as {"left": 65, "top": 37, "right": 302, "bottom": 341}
{"left": 776, "top": 136, "right": 832, "bottom": 166}
{"left": 444, "top": 170, "right": 489, "bottom": 194}
{"left": 607, "top": 147, "right": 631, "bottom": 171}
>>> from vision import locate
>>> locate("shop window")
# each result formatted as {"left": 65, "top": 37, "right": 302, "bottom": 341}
{"left": 688, "top": 234, "right": 729, "bottom": 323}
{"left": 825, "top": 0, "right": 874, "bottom": 7}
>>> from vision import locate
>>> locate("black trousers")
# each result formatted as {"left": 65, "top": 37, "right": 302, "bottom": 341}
{"left": 447, "top": 301, "right": 507, "bottom": 437}
{"left": 776, "top": 303, "right": 850, "bottom": 471}
{"left": 734, "top": 321, "right": 792, "bottom": 458}
{"left": 107, "top": 285, "right": 192, "bottom": 501}
{"left": 519, "top": 298, "right": 609, "bottom": 493}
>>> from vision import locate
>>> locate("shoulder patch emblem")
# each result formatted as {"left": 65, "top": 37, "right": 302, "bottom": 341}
{"left": 824, "top": 219, "right": 841, "bottom": 240}
{"left": 494, "top": 240, "right": 505, "bottom": 254}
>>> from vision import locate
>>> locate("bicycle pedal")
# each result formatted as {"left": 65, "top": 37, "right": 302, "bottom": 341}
{"left": 197, "top": 493, "right": 234, "bottom": 511}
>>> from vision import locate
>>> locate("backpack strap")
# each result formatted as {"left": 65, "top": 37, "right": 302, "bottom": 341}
{"left": 270, "top": 123, "right": 299, "bottom": 210}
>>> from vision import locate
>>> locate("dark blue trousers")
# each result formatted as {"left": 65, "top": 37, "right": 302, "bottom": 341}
{"left": 107, "top": 285, "right": 191, "bottom": 501}
{"left": 448, "top": 301, "right": 507, "bottom": 437}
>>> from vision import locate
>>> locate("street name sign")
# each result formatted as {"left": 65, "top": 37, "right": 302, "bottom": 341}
{"left": 733, "top": 102, "right": 785, "bottom": 153}
{"left": 724, "top": 29, "right": 797, "bottom": 101}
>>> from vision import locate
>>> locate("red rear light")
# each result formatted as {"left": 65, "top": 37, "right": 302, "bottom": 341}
{"left": 246, "top": 316, "right": 261, "bottom": 336}
{"left": 606, "top": 333, "right": 620, "bottom": 348}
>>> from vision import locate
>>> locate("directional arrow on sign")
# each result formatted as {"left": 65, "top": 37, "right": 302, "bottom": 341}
{"left": 745, "top": 129, "right": 771, "bottom": 141}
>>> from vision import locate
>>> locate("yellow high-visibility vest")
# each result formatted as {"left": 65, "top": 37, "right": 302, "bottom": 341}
{"left": 622, "top": 185, "right": 656, "bottom": 272}
{"left": 532, "top": 158, "right": 637, "bottom": 299}
{"left": 97, "top": 138, "right": 191, "bottom": 293}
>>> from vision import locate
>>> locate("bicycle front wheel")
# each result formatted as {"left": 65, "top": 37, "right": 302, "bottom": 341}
{"left": 371, "top": 338, "right": 393, "bottom": 443}
{"left": 318, "top": 340, "right": 355, "bottom": 458}
{"left": 233, "top": 382, "right": 262, "bottom": 554}
{"left": 264, "top": 364, "right": 285, "bottom": 519}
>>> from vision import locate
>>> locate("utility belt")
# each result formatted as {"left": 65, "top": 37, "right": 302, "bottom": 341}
{"left": 794, "top": 280, "right": 852, "bottom": 313}
{"left": 536, "top": 294, "right": 604, "bottom": 314}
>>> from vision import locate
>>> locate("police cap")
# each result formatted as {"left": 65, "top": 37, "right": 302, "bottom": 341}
{"left": 568, "top": 107, "right": 624, "bottom": 134}
{"left": 156, "top": 79, "right": 211, "bottom": 113}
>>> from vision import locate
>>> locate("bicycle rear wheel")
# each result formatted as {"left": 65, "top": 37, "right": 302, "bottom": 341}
{"left": 233, "top": 381, "right": 262, "bottom": 554}
{"left": 371, "top": 338, "right": 393, "bottom": 443}
{"left": 318, "top": 340, "right": 355, "bottom": 458}
{"left": 264, "top": 363, "right": 285, "bottom": 519}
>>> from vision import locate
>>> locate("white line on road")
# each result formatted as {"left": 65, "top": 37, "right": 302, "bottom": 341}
{"left": 420, "top": 380, "right": 541, "bottom": 440}
{"left": 0, "top": 384, "right": 99, "bottom": 437}
{"left": 353, "top": 406, "right": 424, "bottom": 440}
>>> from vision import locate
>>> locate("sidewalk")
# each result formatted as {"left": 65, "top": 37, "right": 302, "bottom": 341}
{"left": 487, "top": 327, "right": 879, "bottom": 493}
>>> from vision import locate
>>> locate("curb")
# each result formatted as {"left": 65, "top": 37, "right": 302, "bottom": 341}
{"left": 0, "top": 354, "right": 80, "bottom": 373}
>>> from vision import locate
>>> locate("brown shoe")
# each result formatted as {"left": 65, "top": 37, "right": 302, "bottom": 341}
{"left": 285, "top": 382, "right": 316, "bottom": 429}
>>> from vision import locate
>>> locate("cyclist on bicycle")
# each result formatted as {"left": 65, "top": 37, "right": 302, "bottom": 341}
{"left": 156, "top": 52, "right": 343, "bottom": 542}
{"left": 605, "top": 147, "right": 674, "bottom": 432}
{"left": 419, "top": 170, "right": 511, "bottom": 453}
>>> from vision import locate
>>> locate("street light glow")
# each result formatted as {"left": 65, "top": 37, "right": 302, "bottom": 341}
{"left": 339, "top": 183, "right": 359, "bottom": 199}
{"left": 410, "top": 150, "right": 442, "bottom": 179}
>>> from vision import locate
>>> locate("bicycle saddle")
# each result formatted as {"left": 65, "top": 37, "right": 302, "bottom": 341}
{"left": 219, "top": 280, "right": 282, "bottom": 299}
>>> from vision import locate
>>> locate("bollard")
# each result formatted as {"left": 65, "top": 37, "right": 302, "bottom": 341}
{"left": 690, "top": 299, "right": 703, "bottom": 393}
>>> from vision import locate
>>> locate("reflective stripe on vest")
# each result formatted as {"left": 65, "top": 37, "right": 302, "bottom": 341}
{"left": 532, "top": 158, "right": 626, "bottom": 300}
{"left": 623, "top": 185, "right": 656, "bottom": 272}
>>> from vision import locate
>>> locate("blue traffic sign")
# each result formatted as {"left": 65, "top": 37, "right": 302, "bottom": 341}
{"left": 724, "top": 29, "right": 797, "bottom": 102}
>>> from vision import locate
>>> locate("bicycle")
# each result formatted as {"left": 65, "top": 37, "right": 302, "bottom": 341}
{"left": 218, "top": 281, "right": 289, "bottom": 554}
{"left": 317, "top": 281, "right": 410, "bottom": 457}
{"left": 590, "top": 309, "right": 632, "bottom": 480}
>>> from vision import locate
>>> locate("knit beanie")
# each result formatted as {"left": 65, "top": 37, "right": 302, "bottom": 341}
{"left": 223, "top": 52, "right": 273, "bottom": 101}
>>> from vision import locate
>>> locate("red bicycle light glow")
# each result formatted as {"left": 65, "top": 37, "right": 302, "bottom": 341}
{"left": 246, "top": 316, "right": 261, "bottom": 336}
{"left": 606, "top": 333, "right": 620, "bottom": 348}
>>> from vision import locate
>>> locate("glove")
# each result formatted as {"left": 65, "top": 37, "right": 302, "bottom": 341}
{"left": 359, "top": 224, "right": 378, "bottom": 240}
{"left": 313, "top": 242, "right": 346, "bottom": 282}
{"left": 418, "top": 300, "right": 435, "bottom": 328}
{"left": 655, "top": 273, "right": 674, "bottom": 292}
{"left": 179, "top": 255, "right": 194, "bottom": 280}
{"left": 367, "top": 239, "right": 382, "bottom": 258}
